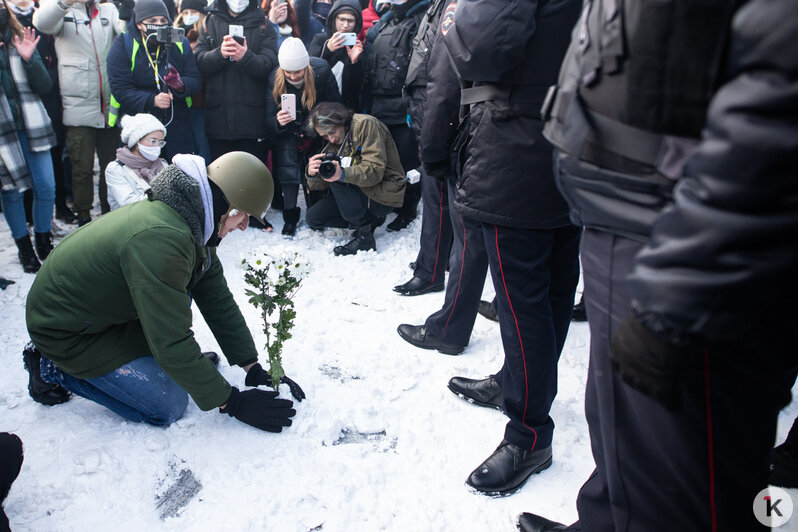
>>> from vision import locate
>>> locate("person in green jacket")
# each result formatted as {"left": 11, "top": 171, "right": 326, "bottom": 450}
{"left": 23, "top": 151, "right": 305, "bottom": 432}
{"left": 305, "top": 101, "right": 406, "bottom": 256}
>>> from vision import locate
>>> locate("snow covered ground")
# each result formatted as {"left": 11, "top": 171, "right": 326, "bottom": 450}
{"left": 1, "top": 199, "right": 797, "bottom": 531}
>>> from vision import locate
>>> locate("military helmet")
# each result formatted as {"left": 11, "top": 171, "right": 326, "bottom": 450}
{"left": 207, "top": 151, "right": 273, "bottom": 222}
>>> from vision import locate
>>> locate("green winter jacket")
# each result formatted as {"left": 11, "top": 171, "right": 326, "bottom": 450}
{"left": 26, "top": 194, "right": 259, "bottom": 411}
{"left": 307, "top": 113, "right": 406, "bottom": 208}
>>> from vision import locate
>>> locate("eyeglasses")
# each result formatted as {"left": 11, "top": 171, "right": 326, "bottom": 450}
{"left": 335, "top": 15, "right": 356, "bottom": 25}
{"left": 141, "top": 137, "right": 167, "bottom": 147}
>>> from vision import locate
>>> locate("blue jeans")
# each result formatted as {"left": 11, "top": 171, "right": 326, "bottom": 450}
{"left": 0, "top": 131, "right": 55, "bottom": 239}
{"left": 40, "top": 355, "right": 188, "bottom": 426}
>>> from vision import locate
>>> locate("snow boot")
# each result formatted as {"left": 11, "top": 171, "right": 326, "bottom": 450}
{"left": 333, "top": 225, "right": 376, "bottom": 256}
{"left": 15, "top": 235, "right": 40, "bottom": 273}
{"left": 55, "top": 203, "right": 78, "bottom": 224}
{"left": 22, "top": 342, "right": 71, "bottom": 406}
{"left": 282, "top": 207, "right": 301, "bottom": 237}
{"left": 35, "top": 231, "right": 53, "bottom": 262}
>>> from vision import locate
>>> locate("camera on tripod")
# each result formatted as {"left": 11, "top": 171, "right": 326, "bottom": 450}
{"left": 319, "top": 153, "right": 341, "bottom": 179}
{"left": 156, "top": 26, "right": 185, "bottom": 44}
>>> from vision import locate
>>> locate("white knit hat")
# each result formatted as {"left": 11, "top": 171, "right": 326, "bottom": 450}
{"left": 119, "top": 113, "right": 167, "bottom": 148}
{"left": 278, "top": 37, "right": 310, "bottom": 72}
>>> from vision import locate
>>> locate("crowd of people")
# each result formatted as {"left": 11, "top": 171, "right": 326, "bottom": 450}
{"left": 1, "top": 0, "right": 797, "bottom": 530}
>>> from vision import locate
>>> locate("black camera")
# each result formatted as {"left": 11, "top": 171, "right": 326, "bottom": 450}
{"left": 156, "top": 26, "right": 185, "bottom": 44}
{"left": 319, "top": 153, "right": 341, "bottom": 179}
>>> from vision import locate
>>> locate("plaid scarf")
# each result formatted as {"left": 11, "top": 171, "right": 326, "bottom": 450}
{"left": 0, "top": 47, "right": 56, "bottom": 192}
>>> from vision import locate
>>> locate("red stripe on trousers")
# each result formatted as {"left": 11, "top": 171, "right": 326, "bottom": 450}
{"left": 493, "top": 225, "right": 537, "bottom": 451}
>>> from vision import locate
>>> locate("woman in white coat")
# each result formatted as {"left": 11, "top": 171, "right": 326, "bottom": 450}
{"left": 106, "top": 113, "right": 168, "bottom": 210}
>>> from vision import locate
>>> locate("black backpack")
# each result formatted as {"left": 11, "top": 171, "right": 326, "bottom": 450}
{"left": 366, "top": 3, "right": 428, "bottom": 97}
{"left": 543, "top": 0, "right": 736, "bottom": 177}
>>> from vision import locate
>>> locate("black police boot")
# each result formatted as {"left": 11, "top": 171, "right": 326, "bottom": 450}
{"left": 466, "top": 440, "right": 553, "bottom": 496}
{"left": 334, "top": 225, "right": 376, "bottom": 256}
{"left": 572, "top": 296, "right": 587, "bottom": 322}
{"left": 35, "top": 231, "right": 53, "bottom": 262}
{"left": 478, "top": 299, "right": 499, "bottom": 322}
{"left": 77, "top": 217, "right": 91, "bottom": 227}
{"left": 397, "top": 324, "right": 464, "bottom": 355}
{"left": 517, "top": 513, "right": 569, "bottom": 532}
{"left": 447, "top": 374, "right": 503, "bottom": 410}
{"left": 393, "top": 276, "right": 445, "bottom": 296}
{"left": 22, "top": 342, "right": 71, "bottom": 406}
{"left": 15, "top": 235, "right": 40, "bottom": 273}
{"left": 282, "top": 207, "right": 301, "bottom": 237}
{"left": 0, "top": 432, "right": 23, "bottom": 505}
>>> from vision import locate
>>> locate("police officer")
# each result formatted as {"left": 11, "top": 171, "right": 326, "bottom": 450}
{"left": 396, "top": 3, "right": 491, "bottom": 357}
{"left": 520, "top": 0, "right": 798, "bottom": 530}
{"left": 441, "top": 0, "right": 581, "bottom": 496}
{"left": 392, "top": 0, "right": 456, "bottom": 296}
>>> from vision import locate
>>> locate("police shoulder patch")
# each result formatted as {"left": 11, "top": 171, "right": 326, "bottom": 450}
{"left": 440, "top": 2, "right": 457, "bottom": 36}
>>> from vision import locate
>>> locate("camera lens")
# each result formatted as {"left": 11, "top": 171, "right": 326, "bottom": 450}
{"left": 319, "top": 161, "right": 336, "bottom": 179}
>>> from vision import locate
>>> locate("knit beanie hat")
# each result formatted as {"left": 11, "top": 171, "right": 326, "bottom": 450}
{"left": 120, "top": 113, "right": 167, "bottom": 148}
{"left": 134, "top": 0, "right": 171, "bottom": 23}
{"left": 278, "top": 37, "right": 310, "bottom": 72}
{"left": 179, "top": 0, "right": 205, "bottom": 12}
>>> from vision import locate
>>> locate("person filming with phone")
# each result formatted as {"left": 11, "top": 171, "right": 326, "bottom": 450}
{"left": 107, "top": 0, "right": 202, "bottom": 161}
{"left": 266, "top": 37, "right": 339, "bottom": 236}
{"left": 307, "top": 0, "right": 363, "bottom": 110}
{"left": 195, "top": 0, "right": 279, "bottom": 227}
{"left": 304, "top": 101, "right": 405, "bottom": 256}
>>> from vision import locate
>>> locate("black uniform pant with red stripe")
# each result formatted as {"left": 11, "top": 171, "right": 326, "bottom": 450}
{"left": 573, "top": 228, "right": 797, "bottom": 532}
{"left": 412, "top": 173, "right": 453, "bottom": 285}
{"left": 487, "top": 223, "right": 581, "bottom": 451}
{"left": 424, "top": 180, "right": 488, "bottom": 347}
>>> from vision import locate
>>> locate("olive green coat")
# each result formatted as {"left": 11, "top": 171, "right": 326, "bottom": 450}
{"left": 26, "top": 198, "right": 259, "bottom": 411}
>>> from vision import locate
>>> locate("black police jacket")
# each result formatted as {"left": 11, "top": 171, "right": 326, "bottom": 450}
{"left": 442, "top": 0, "right": 581, "bottom": 229}
{"left": 627, "top": 0, "right": 798, "bottom": 346}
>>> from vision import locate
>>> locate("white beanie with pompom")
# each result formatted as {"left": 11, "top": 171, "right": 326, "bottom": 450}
{"left": 119, "top": 113, "right": 167, "bottom": 148}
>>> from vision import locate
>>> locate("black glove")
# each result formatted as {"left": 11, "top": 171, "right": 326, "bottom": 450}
{"left": 610, "top": 316, "right": 699, "bottom": 411}
{"left": 220, "top": 387, "right": 296, "bottom": 432}
{"left": 245, "top": 363, "right": 306, "bottom": 401}
{"left": 422, "top": 159, "right": 449, "bottom": 181}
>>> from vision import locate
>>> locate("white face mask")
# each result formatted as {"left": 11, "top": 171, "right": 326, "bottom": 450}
{"left": 183, "top": 13, "right": 200, "bottom": 25}
{"left": 137, "top": 143, "right": 162, "bottom": 161}
{"left": 228, "top": 0, "right": 248, "bottom": 14}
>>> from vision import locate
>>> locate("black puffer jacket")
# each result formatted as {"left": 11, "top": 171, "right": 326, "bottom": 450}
{"left": 627, "top": 0, "right": 798, "bottom": 346}
{"left": 443, "top": 0, "right": 581, "bottom": 229}
{"left": 265, "top": 58, "right": 341, "bottom": 185}
{"left": 308, "top": 0, "right": 364, "bottom": 110}
{"left": 195, "top": 0, "right": 278, "bottom": 140}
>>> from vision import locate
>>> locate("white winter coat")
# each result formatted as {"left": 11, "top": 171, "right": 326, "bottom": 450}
{"left": 33, "top": 0, "right": 125, "bottom": 128}
{"left": 106, "top": 159, "right": 168, "bottom": 210}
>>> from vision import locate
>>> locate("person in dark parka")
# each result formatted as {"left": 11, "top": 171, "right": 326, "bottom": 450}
{"left": 308, "top": 0, "right": 364, "bottom": 111}
{"left": 107, "top": 0, "right": 202, "bottom": 161}
{"left": 266, "top": 37, "right": 341, "bottom": 235}
{"left": 442, "top": 0, "right": 582, "bottom": 497}
{"left": 194, "top": 0, "right": 277, "bottom": 157}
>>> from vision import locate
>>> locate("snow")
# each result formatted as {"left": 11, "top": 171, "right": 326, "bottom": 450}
{"left": 1, "top": 204, "right": 797, "bottom": 531}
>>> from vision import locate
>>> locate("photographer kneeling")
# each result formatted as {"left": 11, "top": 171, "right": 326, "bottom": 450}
{"left": 305, "top": 102, "right": 406, "bottom": 256}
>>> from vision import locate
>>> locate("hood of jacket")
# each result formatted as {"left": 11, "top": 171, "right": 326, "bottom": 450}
{"left": 326, "top": 0, "right": 363, "bottom": 34}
